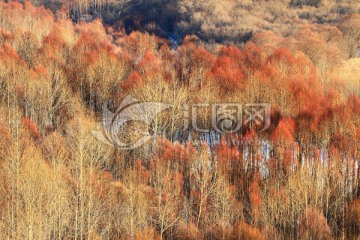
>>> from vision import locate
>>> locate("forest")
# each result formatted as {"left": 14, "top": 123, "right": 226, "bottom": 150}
{"left": 0, "top": 0, "right": 359, "bottom": 239}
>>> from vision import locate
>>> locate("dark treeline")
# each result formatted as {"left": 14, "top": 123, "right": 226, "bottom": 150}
{"left": 25, "top": 0, "right": 360, "bottom": 44}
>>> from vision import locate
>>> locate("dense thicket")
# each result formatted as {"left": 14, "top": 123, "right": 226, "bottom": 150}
{"left": 0, "top": 1, "right": 359, "bottom": 239}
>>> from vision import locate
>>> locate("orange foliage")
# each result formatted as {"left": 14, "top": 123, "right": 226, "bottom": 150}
{"left": 298, "top": 207, "right": 333, "bottom": 240}
{"left": 216, "top": 137, "right": 242, "bottom": 173}
{"left": 137, "top": 51, "right": 161, "bottom": 80}
{"left": 233, "top": 221, "right": 265, "bottom": 240}
{"left": 156, "top": 138, "right": 195, "bottom": 165}
{"left": 179, "top": 43, "right": 216, "bottom": 72}
{"left": 120, "top": 70, "right": 144, "bottom": 91}
{"left": 0, "top": 42, "right": 20, "bottom": 62}
{"left": 208, "top": 45, "right": 247, "bottom": 93}
{"left": 175, "top": 220, "right": 201, "bottom": 240}
{"left": 135, "top": 159, "right": 150, "bottom": 182}
{"left": 249, "top": 173, "right": 262, "bottom": 209}
{"left": 271, "top": 118, "right": 296, "bottom": 144}
{"left": 117, "top": 31, "right": 161, "bottom": 62}
{"left": 23, "top": 117, "right": 41, "bottom": 139}
{"left": 242, "top": 42, "right": 266, "bottom": 70}
{"left": 345, "top": 198, "right": 360, "bottom": 238}
{"left": 135, "top": 227, "right": 161, "bottom": 240}
{"left": 72, "top": 32, "right": 101, "bottom": 64}
{"left": 40, "top": 28, "right": 67, "bottom": 62}
{"left": 74, "top": 19, "right": 109, "bottom": 44}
